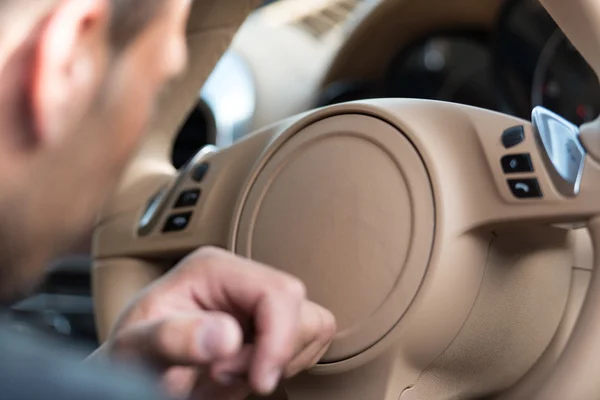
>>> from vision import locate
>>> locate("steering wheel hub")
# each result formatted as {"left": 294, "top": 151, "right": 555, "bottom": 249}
{"left": 232, "top": 114, "right": 434, "bottom": 362}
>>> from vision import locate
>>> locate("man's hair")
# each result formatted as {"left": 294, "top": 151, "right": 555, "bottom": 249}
{"left": 0, "top": 0, "right": 166, "bottom": 51}
{"left": 109, "top": 0, "right": 165, "bottom": 50}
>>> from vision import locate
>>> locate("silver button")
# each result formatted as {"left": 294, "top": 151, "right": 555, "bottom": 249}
{"left": 531, "top": 106, "right": 586, "bottom": 197}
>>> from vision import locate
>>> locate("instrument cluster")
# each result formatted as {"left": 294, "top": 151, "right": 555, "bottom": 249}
{"left": 320, "top": 0, "right": 600, "bottom": 126}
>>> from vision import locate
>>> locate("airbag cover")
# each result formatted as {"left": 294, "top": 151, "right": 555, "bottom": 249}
{"left": 232, "top": 114, "right": 434, "bottom": 362}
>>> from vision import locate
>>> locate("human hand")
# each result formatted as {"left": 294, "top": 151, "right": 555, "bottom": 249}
{"left": 97, "top": 247, "right": 336, "bottom": 399}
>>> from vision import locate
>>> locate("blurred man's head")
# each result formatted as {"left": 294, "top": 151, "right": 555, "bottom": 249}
{"left": 0, "top": 0, "right": 191, "bottom": 301}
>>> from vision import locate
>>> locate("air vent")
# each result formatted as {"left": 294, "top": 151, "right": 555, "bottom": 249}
{"left": 294, "top": 0, "right": 360, "bottom": 39}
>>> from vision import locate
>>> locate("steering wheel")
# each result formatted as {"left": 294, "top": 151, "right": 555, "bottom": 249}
{"left": 92, "top": 0, "right": 600, "bottom": 399}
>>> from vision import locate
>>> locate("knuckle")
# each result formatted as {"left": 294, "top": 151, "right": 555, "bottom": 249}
{"left": 185, "top": 246, "right": 228, "bottom": 272}
{"left": 321, "top": 310, "right": 337, "bottom": 340}
{"left": 193, "top": 246, "right": 226, "bottom": 264}
{"left": 279, "top": 276, "right": 306, "bottom": 299}
{"left": 135, "top": 295, "right": 164, "bottom": 321}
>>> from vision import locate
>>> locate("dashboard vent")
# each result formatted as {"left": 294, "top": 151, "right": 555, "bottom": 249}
{"left": 294, "top": 0, "right": 361, "bottom": 39}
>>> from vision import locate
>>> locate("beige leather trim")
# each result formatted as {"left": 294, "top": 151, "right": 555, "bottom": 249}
{"left": 496, "top": 266, "right": 591, "bottom": 400}
{"left": 401, "top": 227, "right": 573, "bottom": 399}
{"left": 530, "top": 217, "right": 600, "bottom": 400}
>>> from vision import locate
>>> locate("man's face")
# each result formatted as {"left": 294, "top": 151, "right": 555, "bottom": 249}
{"left": 0, "top": 0, "right": 191, "bottom": 301}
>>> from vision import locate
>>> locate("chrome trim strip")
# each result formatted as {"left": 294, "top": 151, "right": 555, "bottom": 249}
{"left": 531, "top": 106, "right": 586, "bottom": 197}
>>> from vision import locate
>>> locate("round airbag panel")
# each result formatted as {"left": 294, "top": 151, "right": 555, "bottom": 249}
{"left": 232, "top": 114, "right": 435, "bottom": 362}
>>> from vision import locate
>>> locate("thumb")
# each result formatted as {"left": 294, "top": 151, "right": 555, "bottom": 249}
{"left": 109, "top": 312, "right": 243, "bottom": 367}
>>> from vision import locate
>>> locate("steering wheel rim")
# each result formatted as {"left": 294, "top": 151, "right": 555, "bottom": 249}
{"left": 93, "top": 0, "right": 600, "bottom": 399}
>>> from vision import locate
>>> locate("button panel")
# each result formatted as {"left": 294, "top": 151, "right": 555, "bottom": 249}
{"left": 174, "top": 189, "right": 201, "bottom": 208}
{"left": 498, "top": 126, "right": 543, "bottom": 200}
{"left": 507, "top": 178, "right": 543, "bottom": 199}
{"left": 501, "top": 154, "right": 534, "bottom": 174}
{"left": 502, "top": 125, "right": 525, "bottom": 148}
{"left": 137, "top": 145, "right": 216, "bottom": 236}
{"left": 163, "top": 212, "right": 193, "bottom": 233}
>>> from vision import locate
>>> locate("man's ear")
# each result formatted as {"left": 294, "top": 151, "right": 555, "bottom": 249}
{"left": 30, "top": 0, "right": 110, "bottom": 146}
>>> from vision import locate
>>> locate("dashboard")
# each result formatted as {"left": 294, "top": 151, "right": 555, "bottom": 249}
{"left": 319, "top": 0, "right": 600, "bottom": 126}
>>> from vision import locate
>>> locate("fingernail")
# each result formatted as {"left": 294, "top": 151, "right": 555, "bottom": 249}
{"left": 197, "top": 322, "right": 220, "bottom": 359}
{"left": 262, "top": 369, "right": 281, "bottom": 394}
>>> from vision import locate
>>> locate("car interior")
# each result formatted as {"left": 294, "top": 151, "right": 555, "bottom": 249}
{"left": 9, "top": 0, "right": 600, "bottom": 398}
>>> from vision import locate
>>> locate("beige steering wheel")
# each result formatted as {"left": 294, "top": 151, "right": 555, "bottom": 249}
{"left": 92, "top": 0, "right": 600, "bottom": 399}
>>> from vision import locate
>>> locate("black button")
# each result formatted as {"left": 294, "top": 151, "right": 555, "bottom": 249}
{"left": 163, "top": 212, "right": 192, "bottom": 232}
{"left": 501, "top": 154, "right": 534, "bottom": 174}
{"left": 174, "top": 189, "right": 201, "bottom": 208}
{"left": 192, "top": 163, "right": 209, "bottom": 182}
{"left": 508, "top": 179, "right": 543, "bottom": 199}
{"left": 502, "top": 126, "right": 525, "bottom": 148}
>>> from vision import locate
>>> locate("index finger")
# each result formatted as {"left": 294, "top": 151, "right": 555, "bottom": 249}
{"left": 180, "top": 247, "right": 307, "bottom": 395}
